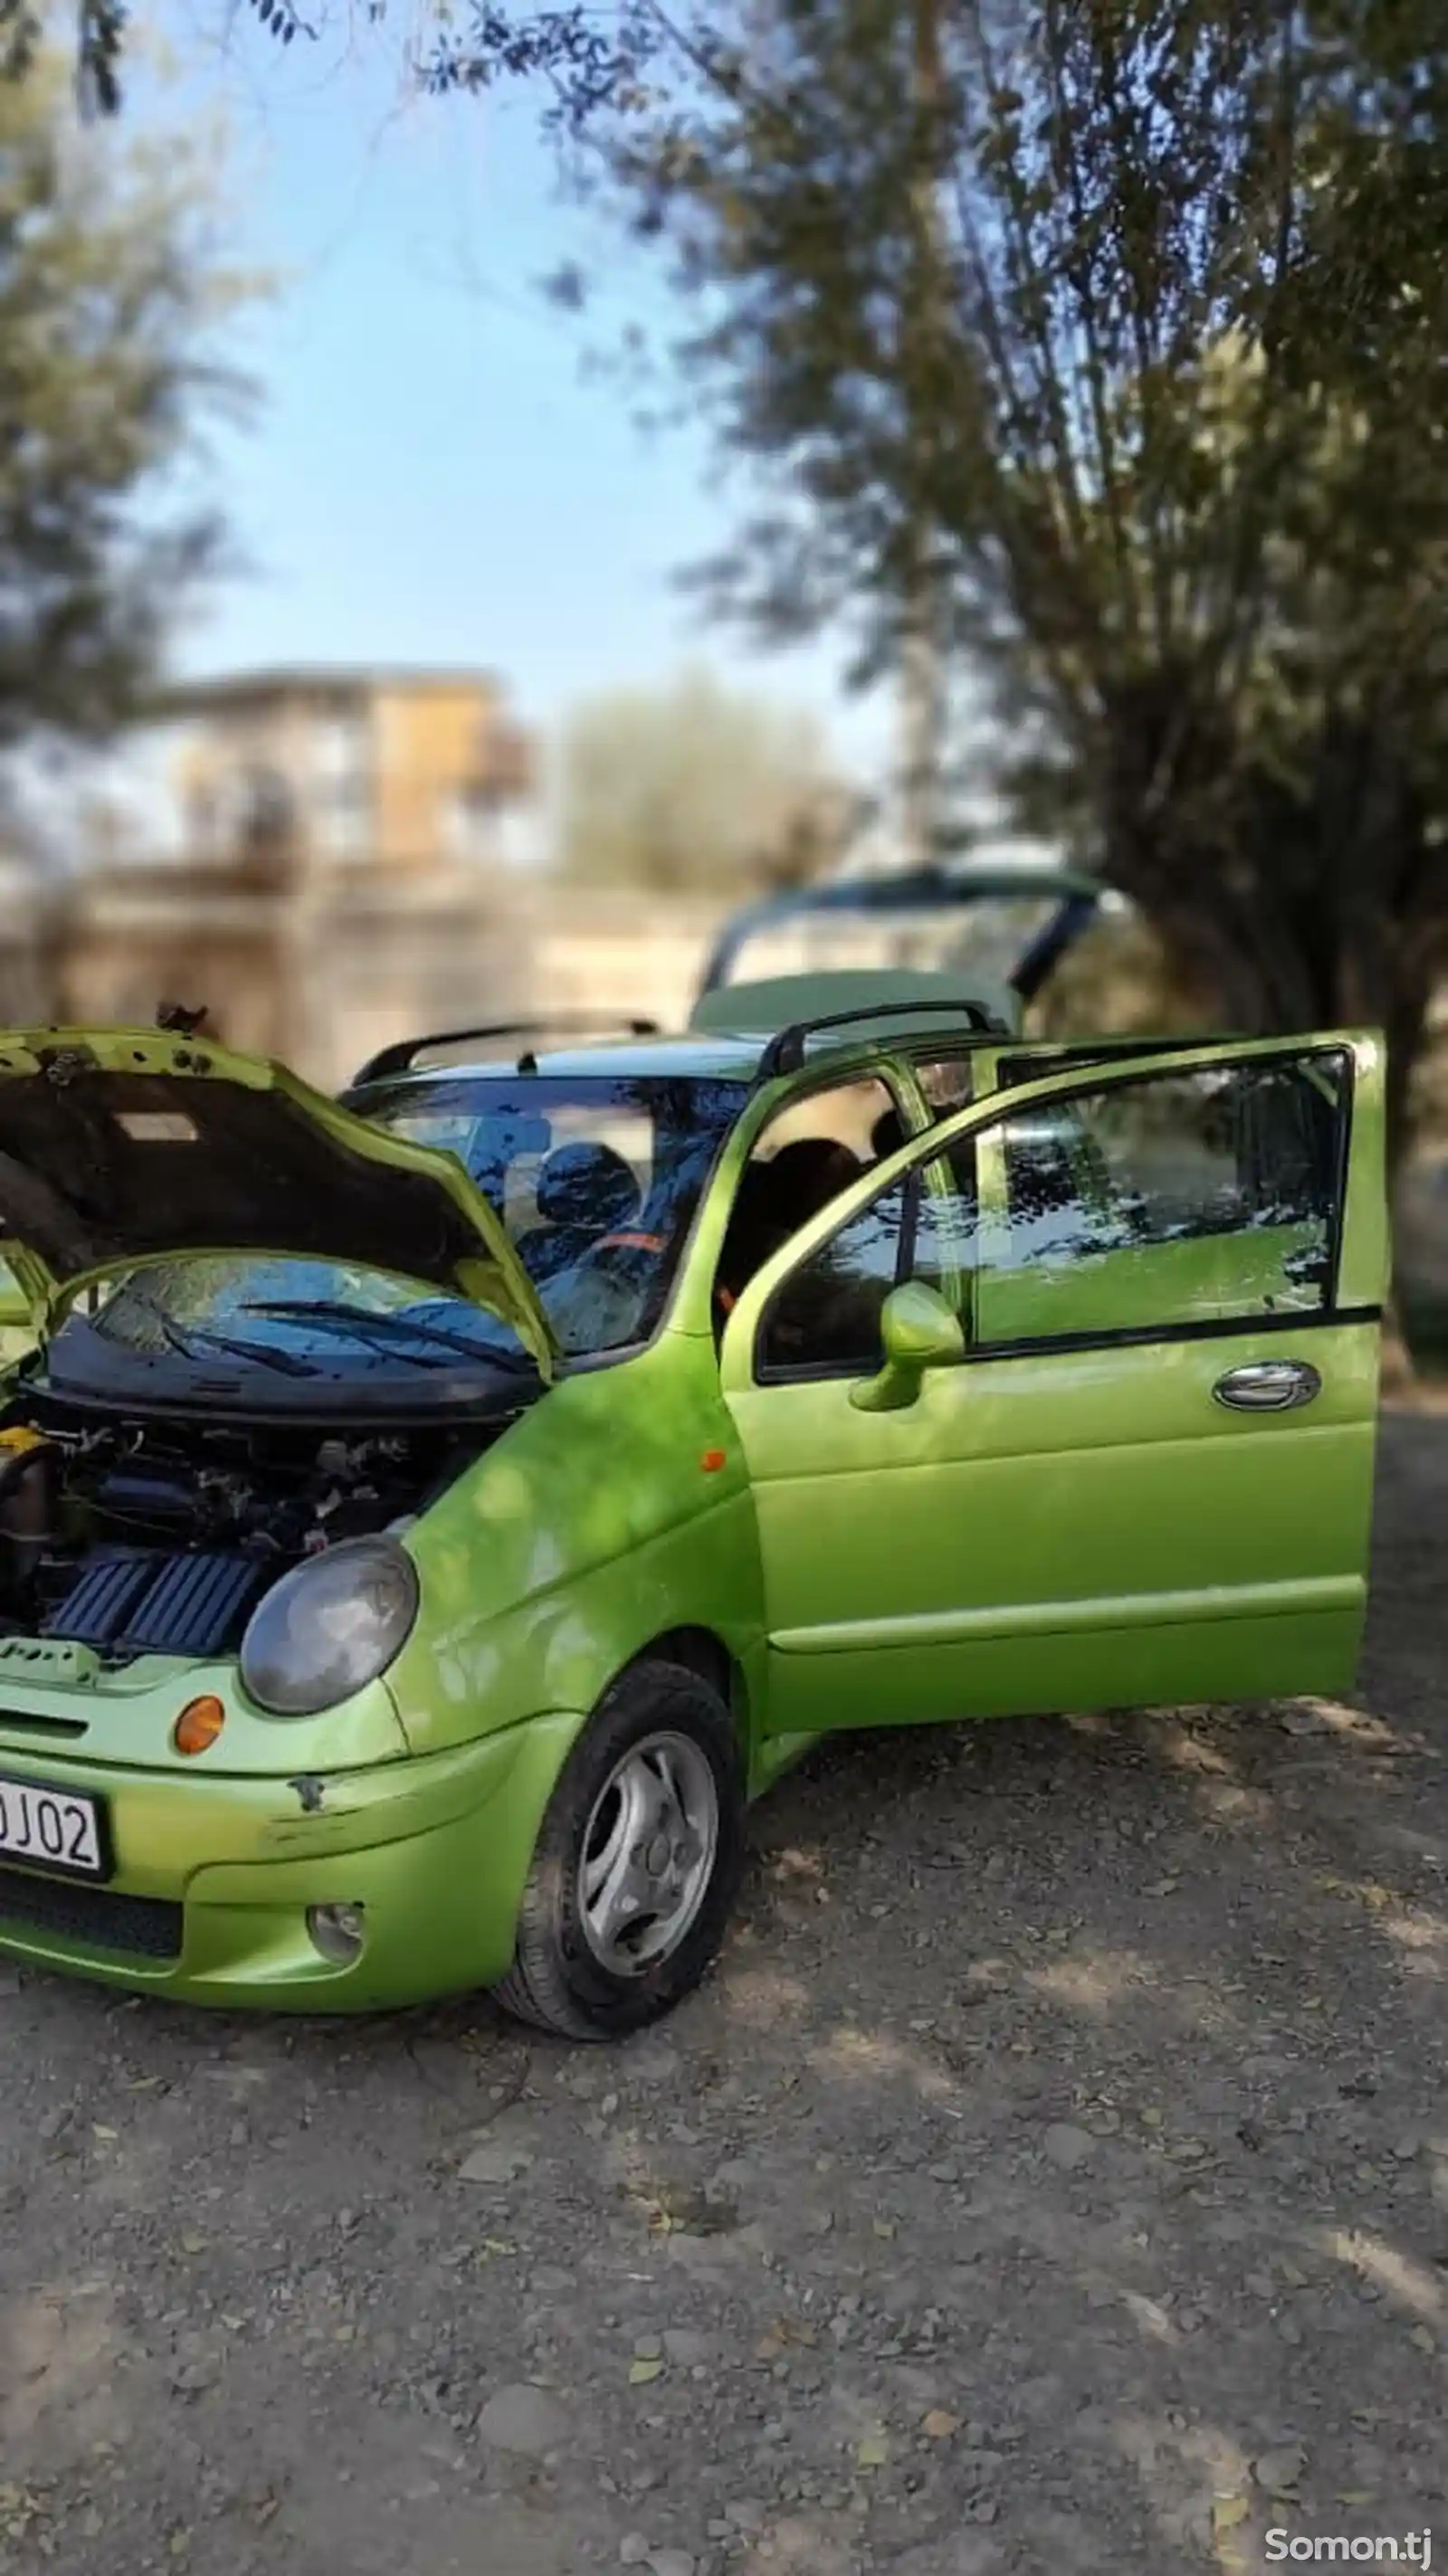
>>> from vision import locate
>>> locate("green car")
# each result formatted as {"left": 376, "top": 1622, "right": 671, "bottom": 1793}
{"left": 0, "top": 983, "right": 1386, "bottom": 2037}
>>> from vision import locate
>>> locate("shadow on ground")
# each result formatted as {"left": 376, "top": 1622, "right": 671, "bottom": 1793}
{"left": 0, "top": 1411, "right": 1443, "bottom": 2575}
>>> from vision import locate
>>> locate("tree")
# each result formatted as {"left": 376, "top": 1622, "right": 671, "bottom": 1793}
{"left": 547, "top": 0, "right": 1448, "bottom": 1165}
{"left": 0, "top": 52, "right": 251, "bottom": 762}
{"left": 1, "top": 0, "right": 655, "bottom": 125}
{"left": 24, "top": 0, "right": 1448, "bottom": 1161}
{"left": 555, "top": 664, "right": 861, "bottom": 892}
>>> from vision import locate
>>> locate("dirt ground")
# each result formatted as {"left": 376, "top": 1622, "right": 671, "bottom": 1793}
{"left": 1, "top": 1409, "right": 1445, "bottom": 2576}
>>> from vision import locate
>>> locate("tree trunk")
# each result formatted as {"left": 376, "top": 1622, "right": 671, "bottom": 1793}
{"left": 1379, "top": 1292, "right": 1416, "bottom": 1397}
{"left": 898, "top": 0, "right": 948, "bottom": 872}
{"left": 1106, "top": 827, "right": 1434, "bottom": 1393}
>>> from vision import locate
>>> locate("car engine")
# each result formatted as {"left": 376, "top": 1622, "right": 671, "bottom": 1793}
{"left": 0, "top": 1398, "right": 479, "bottom": 1662}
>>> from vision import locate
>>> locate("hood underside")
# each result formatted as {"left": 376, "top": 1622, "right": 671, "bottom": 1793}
{"left": 0, "top": 1028, "right": 553, "bottom": 1372}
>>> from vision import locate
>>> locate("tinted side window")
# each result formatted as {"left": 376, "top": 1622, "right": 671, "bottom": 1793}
{"left": 978, "top": 1054, "right": 1347, "bottom": 1345}
{"left": 1001, "top": 1102, "right": 1106, "bottom": 1257}
{"left": 915, "top": 1147, "right": 977, "bottom": 1292}
{"left": 759, "top": 1180, "right": 908, "bottom": 1376}
{"left": 757, "top": 1150, "right": 976, "bottom": 1378}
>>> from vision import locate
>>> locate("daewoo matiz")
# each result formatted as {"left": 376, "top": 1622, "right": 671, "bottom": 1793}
{"left": 0, "top": 975, "right": 1386, "bottom": 2035}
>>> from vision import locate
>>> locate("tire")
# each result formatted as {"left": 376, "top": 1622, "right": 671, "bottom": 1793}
{"left": 492, "top": 1658, "right": 745, "bottom": 2040}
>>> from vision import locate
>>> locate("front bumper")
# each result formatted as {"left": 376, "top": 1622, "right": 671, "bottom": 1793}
{"left": 0, "top": 1712, "right": 585, "bottom": 2010}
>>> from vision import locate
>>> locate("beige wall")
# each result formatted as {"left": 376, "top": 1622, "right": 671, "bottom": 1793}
{"left": 59, "top": 882, "right": 297, "bottom": 1063}
{"left": 16, "top": 865, "right": 1448, "bottom": 1161}
{"left": 0, "top": 951, "right": 54, "bottom": 1028}
{"left": 513, "top": 890, "right": 729, "bottom": 1037}
{"left": 292, "top": 868, "right": 531, "bottom": 1092}
{"left": 20, "top": 874, "right": 729, "bottom": 1082}
{"left": 50, "top": 864, "right": 532, "bottom": 1095}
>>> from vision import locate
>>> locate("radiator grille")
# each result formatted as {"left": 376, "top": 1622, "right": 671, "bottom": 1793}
{"left": 0, "top": 1864, "right": 182, "bottom": 1962}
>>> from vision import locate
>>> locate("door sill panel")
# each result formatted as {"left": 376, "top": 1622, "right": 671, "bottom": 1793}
{"left": 762, "top": 1609, "right": 1364, "bottom": 1736}
{"left": 770, "top": 1573, "right": 1363, "bottom": 1658}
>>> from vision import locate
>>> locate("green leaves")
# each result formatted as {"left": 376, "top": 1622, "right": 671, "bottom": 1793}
{"left": 568, "top": 0, "right": 1448, "bottom": 1144}
{"left": 556, "top": 664, "right": 861, "bottom": 893}
{"left": 0, "top": 56, "right": 260, "bottom": 756}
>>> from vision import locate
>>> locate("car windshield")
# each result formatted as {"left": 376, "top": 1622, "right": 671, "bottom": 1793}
{"left": 356, "top": 1070, "right": 749, "bottom": 1356}
{"left": 63, "top": 1255, "right": 536, "bottom": 1381}
{"left": 41, "top": 1072, "right": 747, "bottom": 1380}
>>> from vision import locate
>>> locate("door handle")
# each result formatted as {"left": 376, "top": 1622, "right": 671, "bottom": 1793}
{"left": 1213, "top": 1358, "right": 1321, "bottom": 1412}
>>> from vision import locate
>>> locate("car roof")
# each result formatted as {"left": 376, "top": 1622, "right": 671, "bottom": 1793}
{"left": 347, "top": 1033, "right": 765, "bottom": 1093}
{"left": 345, "top": 1022, "right": 1042, "bottom": 1101}
{"left": 345, "top": 973, "right": 1025, "bottom": 1098}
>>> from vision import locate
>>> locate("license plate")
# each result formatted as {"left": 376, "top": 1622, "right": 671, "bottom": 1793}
{"left": 0, "top": 1775, "right": 107, "bottom": 1877}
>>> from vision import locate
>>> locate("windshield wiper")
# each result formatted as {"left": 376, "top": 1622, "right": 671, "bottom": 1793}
{"left": 119, "top": 1297, "right": 319, "bottom": 1380}
{"left": 239, "top": 1298, "right": 535, "bottom": 1373}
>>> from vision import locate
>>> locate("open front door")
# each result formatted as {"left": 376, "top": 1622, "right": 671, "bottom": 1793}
{"left": 720, "top": 1032, "right": 1386, "bottom": 1739}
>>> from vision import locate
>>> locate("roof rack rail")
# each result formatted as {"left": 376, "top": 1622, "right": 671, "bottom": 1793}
{"left": 350, "top": 1013, "right": 662, "bottom": 1088}
{"left": 754, "top": 995, "right": 1009, "bottom": 1086}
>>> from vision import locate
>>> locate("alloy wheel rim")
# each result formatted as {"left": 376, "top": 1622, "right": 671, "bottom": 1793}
{"left": 576, "top": 1729, "right": 719, "bottom": 1977}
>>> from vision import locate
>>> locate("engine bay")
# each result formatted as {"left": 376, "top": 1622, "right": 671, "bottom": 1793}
{"left": 0, "top": 1398, "right": 482, "bottom": 1664}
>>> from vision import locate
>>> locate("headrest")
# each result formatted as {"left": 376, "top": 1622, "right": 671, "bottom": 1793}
{"left": 757, "top": 1137, "right": 864, "bottom": 1225}
{"left": 765, "top": 1136, "right": 863, "bottom": 1187}
{"left": 534, "top": 1141, "right": 641, "bottom": 1231}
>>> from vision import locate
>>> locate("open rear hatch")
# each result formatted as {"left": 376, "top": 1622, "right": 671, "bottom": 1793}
{"left": 695, "top": 859, "right": 1121, "bottom": 1007}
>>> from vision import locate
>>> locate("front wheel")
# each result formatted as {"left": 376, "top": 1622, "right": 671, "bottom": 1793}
{"left": 492, "top": 1659, "right": 745, "bottom": 2039}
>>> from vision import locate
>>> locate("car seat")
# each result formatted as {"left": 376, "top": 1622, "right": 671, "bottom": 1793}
{"left": 871, "top": 1106, "right": 906, "bottom": 1161}
{"left": 515, "top": 1142, "right": 642, "bottom": 1283}
{"left": 715, "top": 1137, "right": 864, "bottom": 1325}
{"left": 761, "top": 1138, "right": 865, "bottom": 1232}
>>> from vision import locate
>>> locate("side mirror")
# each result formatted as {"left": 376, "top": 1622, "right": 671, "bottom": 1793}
{"left": 850, "top": 1279, "right": 964, "bottom": 1412}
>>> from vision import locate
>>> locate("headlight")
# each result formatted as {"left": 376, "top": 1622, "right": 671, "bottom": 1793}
{"left": 239, "top": 1537, "right": 419, "bottom": 1716}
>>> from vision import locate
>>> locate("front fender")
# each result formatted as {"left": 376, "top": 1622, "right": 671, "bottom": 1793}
{"left": 388, "top": 1334, "right": 767, "bottom": 1758}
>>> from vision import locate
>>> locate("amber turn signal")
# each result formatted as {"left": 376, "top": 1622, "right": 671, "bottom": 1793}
{"left": 174, "top": 1694, "right": 225, "bottom": 1757}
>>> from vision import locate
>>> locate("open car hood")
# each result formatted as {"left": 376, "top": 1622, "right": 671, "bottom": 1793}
{"left": 0, "top": 1027, "right": 555, "bottom": 1374}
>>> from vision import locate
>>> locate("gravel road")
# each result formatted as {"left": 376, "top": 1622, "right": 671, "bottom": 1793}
{"left": 2, "top": 1407, "right": 1445, "bottom": 2576}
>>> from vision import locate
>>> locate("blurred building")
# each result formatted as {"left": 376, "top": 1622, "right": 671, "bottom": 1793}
{"left": 0, "top": 854, "right": 56, "bottom": 1024}
{"left": 159, "top": 666, "right": 532, "bottom": 876}
{"left": 52, "top": 666, "right": 537, "bottom": 1090}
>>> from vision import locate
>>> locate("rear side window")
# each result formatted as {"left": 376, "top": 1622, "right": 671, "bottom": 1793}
{"left": 759, "top": 1179, "right": 909, "bottom": 1376}
{"left": 914, "top": 1057, "right": 976, "bottom": 1117}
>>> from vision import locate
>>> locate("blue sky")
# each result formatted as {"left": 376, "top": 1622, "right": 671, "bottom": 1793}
{"left": 137, "top": 3, "right": 894, "bottom": 802}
